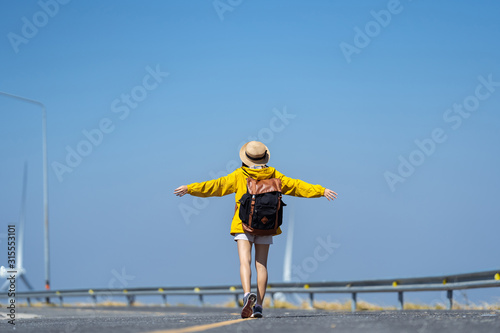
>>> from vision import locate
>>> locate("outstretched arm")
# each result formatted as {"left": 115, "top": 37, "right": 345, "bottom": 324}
{"left": 276, "top": 170, "right": 337, "bottom": 201}
{"left": 174, "top": 170, "right": 238, "bottom": 198}
{"left": 174, "top": 185, "right": 188, "bottom": 197}
{"left": 323, "top": 188, "right": 337, "bottom": 201}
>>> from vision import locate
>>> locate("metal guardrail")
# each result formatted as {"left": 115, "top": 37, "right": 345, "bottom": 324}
{"left": 2, "top": 270, "right": 499, "bottom": 311}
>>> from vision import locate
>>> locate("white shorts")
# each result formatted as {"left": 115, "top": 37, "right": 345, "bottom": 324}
{"left": 234, "top": 232, "right": 273, "bottom": 245}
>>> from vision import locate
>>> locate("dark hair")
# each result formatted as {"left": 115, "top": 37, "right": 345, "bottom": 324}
{"left": 242, "top": 163, "right": 269, "bottom": 168}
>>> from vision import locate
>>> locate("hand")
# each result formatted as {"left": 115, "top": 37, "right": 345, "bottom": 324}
{"left": 174, "top": 185, "right": 188, "bottom": 197}
{"left": 324, "top": 188, "right": 337, "bottom": 201}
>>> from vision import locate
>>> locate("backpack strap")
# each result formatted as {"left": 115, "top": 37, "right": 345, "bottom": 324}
{"left": 273, "top": 194, "right": 282, "bottom": 233}
{"left": 248, "top": 194, "right": 256, "bottom": 228}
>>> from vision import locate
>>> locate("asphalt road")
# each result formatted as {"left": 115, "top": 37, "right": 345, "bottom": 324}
{"left": 1, "top": 305, "right": 499, "bottom": 333}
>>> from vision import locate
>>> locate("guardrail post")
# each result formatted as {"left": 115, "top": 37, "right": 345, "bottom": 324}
{"left": 351, "top": 293, "right": 357, "bottom": 312}
{"left": 27, "top": 297, "right": 31, "bottom": 307}
{"left": 161, "top": 294, "right": 167, "bottom": 307}
{"left": 58, "top": 296, "right": 63, "bottom": 307}
{"left": 308, "top": 293, "right": 314, "bottom": 309}
{"left": 234, "top": 294, "right": 239, "bottom": 308}
{"left": 398, "top": 292, "right": 404, "bottom": 310}
{"left": 126, "top": 295, "right": 135, "bottom": 307}
{"left": 91, "top": 295, "right": 97, "bottom": 306}
{"left": 269, "top": 293, "right": 275, "bottom": 308}
{"left": 447, "top": 290, "right": 453, "bottom": 310}
{"left": 199, "top": 294, "right": 204, "bottom": 306}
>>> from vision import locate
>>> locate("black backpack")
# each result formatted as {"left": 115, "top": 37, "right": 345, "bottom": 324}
{"left": 239, "top": 177, "right": 286, "bottom": 235}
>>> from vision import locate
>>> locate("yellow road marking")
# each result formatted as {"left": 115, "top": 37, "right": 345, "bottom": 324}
{"left": 146, "top": 318, "right": 253, "bottom": 333}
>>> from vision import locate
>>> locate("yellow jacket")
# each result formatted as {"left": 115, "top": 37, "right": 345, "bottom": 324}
{"left": 187, "top": 166, "right": 325, "bottom": 235}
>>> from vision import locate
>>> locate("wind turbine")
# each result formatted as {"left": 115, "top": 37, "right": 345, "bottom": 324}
{"left": 1, "top": 162, "right": 35, "bottom": 291}
{"left": 274, "top": 207, "right": 306, "bottom": 306}
{"left": 283, "top": 206, "right": 294, "bottom": 283}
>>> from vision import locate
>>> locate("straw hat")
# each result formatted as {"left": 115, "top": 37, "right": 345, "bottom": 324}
{"left": 239, "top": 141, "right": 270, "bottom": 167}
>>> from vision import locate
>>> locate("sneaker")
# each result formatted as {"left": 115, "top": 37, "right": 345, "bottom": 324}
{"left": 241, "top": 293, "right": 257, "bottom": 318}
{"left": 251, "top": 304, "right": 263, "bottom": 318}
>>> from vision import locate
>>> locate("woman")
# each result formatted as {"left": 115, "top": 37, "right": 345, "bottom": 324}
{"left": 174, "top": 141, "right": 337, "bottom": 318}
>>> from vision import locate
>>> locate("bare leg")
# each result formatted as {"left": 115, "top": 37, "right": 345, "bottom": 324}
{"left": 237, "top": 240, "right": 253, "bottom": 294}
{"left": 254, "top": 244, "right": 270, "bottom": 305}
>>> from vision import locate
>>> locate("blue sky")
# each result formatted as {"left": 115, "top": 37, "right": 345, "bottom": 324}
{"left": 1, "top": 0, "right": 500, "bottom": 306}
